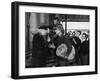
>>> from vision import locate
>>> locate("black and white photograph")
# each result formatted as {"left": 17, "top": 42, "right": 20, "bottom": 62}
{"left": 25, "top": 13, "right": 90, "bottom": 68}
{"left": 11, "top": 1, "right": 97, "bottom": 79}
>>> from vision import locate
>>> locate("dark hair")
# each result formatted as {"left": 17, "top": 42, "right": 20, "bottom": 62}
{"left": 77, "top": 30, "right": 81, "bottom": 35}
{"left": 54, "top": 17, "right": 58, "bottom": 20}
{"left": 72, "top": 31, "right": 76, "bottom": 35}
{"left": 56, "top": 24, "right": 64, "bottom": 34}
{"left": 82, "top": 33, "right": 88, "bottom": 39}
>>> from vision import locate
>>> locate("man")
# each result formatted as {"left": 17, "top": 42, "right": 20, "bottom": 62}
{"left": 79, "top": 33, "right": 89, "bottom": 65}
{"left": 71, "top": 31, "right": 81, "bottom": 50}
{"left": 31, "top": 25, "right": 50, "bottom": 67}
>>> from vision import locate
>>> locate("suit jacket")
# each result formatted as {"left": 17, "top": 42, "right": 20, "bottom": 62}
{"left": 32, "top": 33, "right": 49, "bottom": 67}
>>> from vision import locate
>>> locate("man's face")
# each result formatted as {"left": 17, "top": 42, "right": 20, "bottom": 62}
{"left": 81, "top": 34, "right": 86, "bottom": 41}
{"left": 68, "top": 31, "right": 72, "bottom": 36}
{"left": 54, "top": 19, "right": 57, "bottom": 25}
{"left": 39, "top": 29, "right": 47, "bottom": 35}
{"left": 72, "top": 32, "right": 76, "bottom": 37}
{"left": 75, "top": 32, "right": 80, "bottom": 37}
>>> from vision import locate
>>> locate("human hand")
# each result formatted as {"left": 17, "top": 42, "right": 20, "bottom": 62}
{"left": 49, "top": 44, "right": 55, "bottom": 48}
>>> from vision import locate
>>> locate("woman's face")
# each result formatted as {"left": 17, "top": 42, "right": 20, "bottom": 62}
{"left": 72, "top": 32, "right": 76, "bottom": 37}
{"left": 55, "top": 28, "right": 62, "bottom": 36}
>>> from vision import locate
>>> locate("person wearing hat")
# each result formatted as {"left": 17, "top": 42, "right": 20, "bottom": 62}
{"left": 31, "top": 25, "right": 51, "bottom": 67}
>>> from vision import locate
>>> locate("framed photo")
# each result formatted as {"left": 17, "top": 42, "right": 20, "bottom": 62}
{"left": 11, "top": 1, "right": 98, "bottom": 79}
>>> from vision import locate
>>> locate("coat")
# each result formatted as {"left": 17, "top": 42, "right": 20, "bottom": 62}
{"left": 53, "top": 35, "right": 73, "bottom": 66}
{"left": 31, "top": 33, "right": 49, "bottom": 67}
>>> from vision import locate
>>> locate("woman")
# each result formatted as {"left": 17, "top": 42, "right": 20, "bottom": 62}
{"left": 52, "top": 24, "right": 76, "bottom": 66}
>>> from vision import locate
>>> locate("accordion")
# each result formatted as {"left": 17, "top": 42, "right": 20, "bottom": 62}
{"left": 56, "top": 43, "right": 75, "bottom": 60}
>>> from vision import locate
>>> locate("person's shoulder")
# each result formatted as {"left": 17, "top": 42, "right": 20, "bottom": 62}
{"left": 34, "top": 33, "right": 42, "bottom": 39}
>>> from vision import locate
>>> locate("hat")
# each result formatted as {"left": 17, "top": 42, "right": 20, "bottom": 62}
{"left": 39, "top": 25, "right": 53, "bottom": 30}
{"left": 54, "top": 17, "right": 58, "bottom": 20}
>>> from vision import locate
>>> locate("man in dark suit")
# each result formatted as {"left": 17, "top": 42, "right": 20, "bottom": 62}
{"left": 31, "top": 25, "right": 50, "bottom": 67}
{"left": 79, "top": 33, "right": 89, "bottom": 65}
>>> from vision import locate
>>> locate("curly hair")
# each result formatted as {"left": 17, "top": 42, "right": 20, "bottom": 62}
{"left": 56, "top": 24, "right": 64, "bottom": 34}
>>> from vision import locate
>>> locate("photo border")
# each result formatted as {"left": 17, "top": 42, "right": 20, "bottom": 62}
{"left": 11, "top": 1, "right": 98, "bottom": 79}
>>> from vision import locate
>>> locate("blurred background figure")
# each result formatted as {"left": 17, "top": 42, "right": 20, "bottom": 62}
{"left": 79, "top": 33, "right": 89, "bottom": 65}
{"left": 75, "top": 30, "right": 81, "bottom": 39}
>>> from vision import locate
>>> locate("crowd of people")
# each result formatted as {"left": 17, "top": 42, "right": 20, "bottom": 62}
{"left": 66, "top": 30, "right": 89, "bottom": 65}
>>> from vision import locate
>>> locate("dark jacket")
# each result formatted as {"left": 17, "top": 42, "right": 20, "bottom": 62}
{"left": 53, "top": 35, "right": 72, "bottom": 66}
{"left": 79, "top": 40, "right": 89, "bottom": 55}
{"left": 32, "top": 33, "right": 49, "bottom": 67}
{"left": 70, "top": 36, "right": 81, "bottom": 50}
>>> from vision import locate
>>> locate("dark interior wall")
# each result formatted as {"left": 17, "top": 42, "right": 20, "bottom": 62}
{"left": 25, "top": 13, "right": 30, "bottom": 51}
{"left": 25, "top": 13, "right": 50, "bottom": 51}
